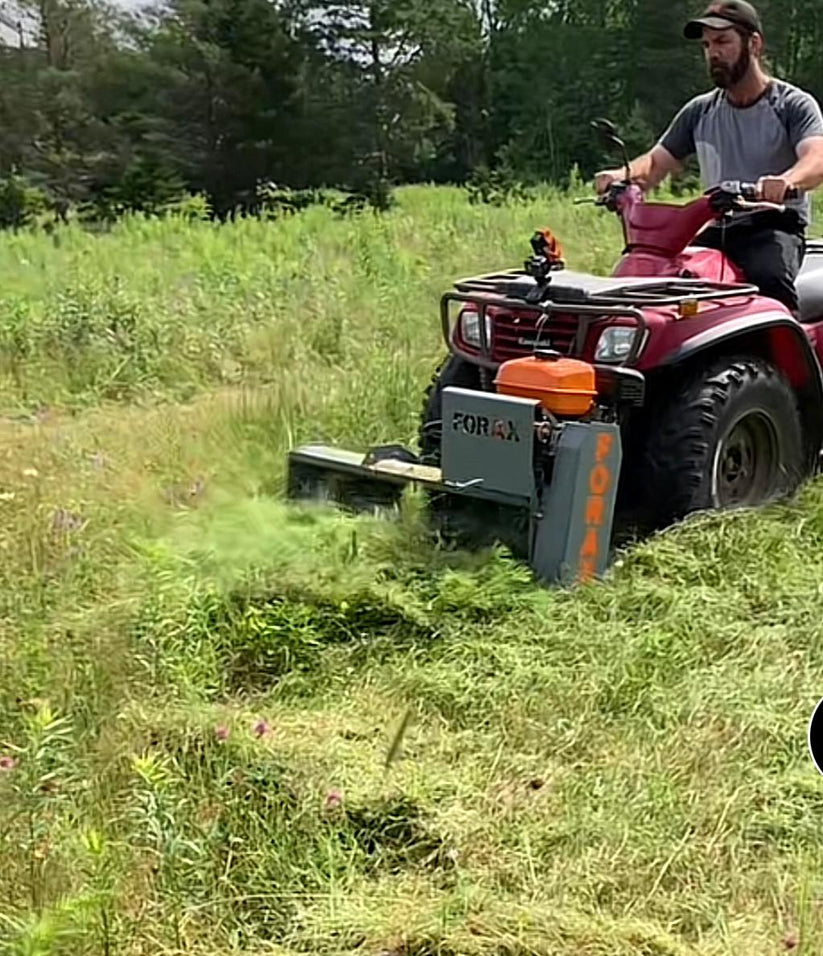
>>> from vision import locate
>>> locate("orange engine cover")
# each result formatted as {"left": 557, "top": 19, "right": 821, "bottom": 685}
{"left": 494, "top": 354, "right": 596, "bottom": 417}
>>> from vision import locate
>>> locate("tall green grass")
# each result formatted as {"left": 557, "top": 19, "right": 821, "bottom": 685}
{"left": 0, "top": 183, "right": 624, "bottom": 415}
{"left": 1, "top": 184, "right": 823, "bottom": 955}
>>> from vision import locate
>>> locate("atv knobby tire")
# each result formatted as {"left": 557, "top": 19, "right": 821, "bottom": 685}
{"left": 642, "top": 356, "right": 807, "bottom": 528}
{"left": 418, "top": 354, "right": 485, "bottom": 465}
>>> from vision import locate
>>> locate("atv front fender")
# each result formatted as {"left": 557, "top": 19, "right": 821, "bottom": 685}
{"left": 657, "top": 310, "right": 823, "bottom": 464}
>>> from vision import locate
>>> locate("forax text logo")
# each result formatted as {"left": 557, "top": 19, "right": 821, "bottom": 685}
{"left": 578, "top": 431, "right": 616, "bottom": 583}
{"left": 451, "top": 411, "right": 521, "bottom": 443}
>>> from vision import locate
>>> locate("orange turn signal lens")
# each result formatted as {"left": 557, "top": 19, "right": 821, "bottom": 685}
{"left": 678, "top": 298, "right": 699, "bottom": 318}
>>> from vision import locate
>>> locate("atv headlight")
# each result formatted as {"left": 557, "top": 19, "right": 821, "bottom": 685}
{"left": 595, "top": 326, "right": 640, "bottom": 363}
{"left": 459, "top": 310, "right": 492, "bottom": 350}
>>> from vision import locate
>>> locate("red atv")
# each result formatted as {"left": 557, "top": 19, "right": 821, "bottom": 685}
{"left": 421, "top": 121, "right": 823, "bottom": 532}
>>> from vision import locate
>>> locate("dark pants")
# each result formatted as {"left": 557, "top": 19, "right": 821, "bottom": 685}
{"left": 693, "top": 211, "right": 806, "bottom": 315}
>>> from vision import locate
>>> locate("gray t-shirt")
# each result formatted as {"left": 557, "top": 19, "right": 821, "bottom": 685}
{"left": 658, "top": 78, "right": 823, "bottom": 226}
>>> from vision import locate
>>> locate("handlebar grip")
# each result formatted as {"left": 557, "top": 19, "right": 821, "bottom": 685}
{"left": 736, "top": 181, "right": 800, "bottom": 201}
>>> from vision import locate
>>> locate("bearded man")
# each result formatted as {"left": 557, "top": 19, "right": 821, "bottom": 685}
{"left": 595, "top": 1, "right": 823, "bottom": 316}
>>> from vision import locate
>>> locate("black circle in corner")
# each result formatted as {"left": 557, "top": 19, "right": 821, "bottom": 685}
{"left": 808, "top": 698, "right": 823, "bottom": 776}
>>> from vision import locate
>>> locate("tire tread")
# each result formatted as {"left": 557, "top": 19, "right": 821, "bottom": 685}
{"left": 642, "top": 356, "right": 804, "bottom": 525}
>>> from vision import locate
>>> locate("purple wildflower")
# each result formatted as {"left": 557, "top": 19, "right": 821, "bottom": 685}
{"left": 0, "top": 755, "right": 18, "bottom": 772}
{"left": 214, "top": 726, "right": 229, "bottom": 743}
{"left": 253, "top": 719, "right": 270, "bottom": 739}
{"left": 324, "top": 788, "right": 343, "bottom": 812}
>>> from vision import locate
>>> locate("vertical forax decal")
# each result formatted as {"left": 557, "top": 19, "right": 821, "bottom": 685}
{"left": 579, "top": 431, "right": 616, "bottom": 582}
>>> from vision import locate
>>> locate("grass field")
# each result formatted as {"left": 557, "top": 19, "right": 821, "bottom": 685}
{"left": 2, "top": 184, "right": 823, "bottom": 956}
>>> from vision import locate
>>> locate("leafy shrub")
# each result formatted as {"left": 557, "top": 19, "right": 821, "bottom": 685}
{"left": 255, "top": 181, "right": 328, "bottom": 218}
{"left": 0, "top": 172, "right": 49, "bottom": 229}
{"left": 79, "top": 157, "right": 189, "bottom": 223}
{"left": 465, "top": 162, "right": 533, "bottom": 206}
{"left": 160, "top": 192, "right": 213, "bottom": 221}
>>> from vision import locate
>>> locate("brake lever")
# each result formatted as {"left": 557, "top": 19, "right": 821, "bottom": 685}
{"left": 734, "top": 199, "right": 786, "bottom": 213}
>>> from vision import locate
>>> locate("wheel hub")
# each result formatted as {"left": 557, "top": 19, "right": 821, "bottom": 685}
{"left": 714, "top": 411, "right": 779, "bottom": 507}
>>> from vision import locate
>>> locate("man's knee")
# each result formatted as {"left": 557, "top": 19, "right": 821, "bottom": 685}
{"left": 752, "top": 273, "right": 799, "bottom": 313}
{"left": 736, "top": 231, "right": 803, "bottom": 313}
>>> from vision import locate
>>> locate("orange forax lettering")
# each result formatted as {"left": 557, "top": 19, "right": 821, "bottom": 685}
{"left": 580, "top": 528, "right": 599, "bottom": 558}
{"left": 595, "top": 432, "right": 614, "bottom": 463}
{"left": 579, "top": 557, "right": 597, "bottom": 582}
{"left": 585, "top": 494, "right": 605, "bottom": 526}
{"left": 579, "top": 430, "right": 615, "bottom": 584}
{"left": 589, "top": 464, "right": 610, "bottom": 496}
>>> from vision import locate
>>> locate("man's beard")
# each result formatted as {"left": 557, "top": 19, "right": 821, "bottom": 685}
{"left": 710, "top": 44, "right": 751, "bottom": 88}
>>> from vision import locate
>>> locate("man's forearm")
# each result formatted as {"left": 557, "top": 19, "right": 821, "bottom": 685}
{"left": 626, "top": 148, "right": 679, "bottom": 192}
{"left": 596, "top": 144, "right": 680, "bottom": 194}
{"left": 784, "top": 138, "right": 823, "bottom": 191}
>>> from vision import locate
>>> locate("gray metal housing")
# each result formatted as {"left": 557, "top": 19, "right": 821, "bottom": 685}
{"left": 287, "top": 387, "right": 623, "bottom": 587}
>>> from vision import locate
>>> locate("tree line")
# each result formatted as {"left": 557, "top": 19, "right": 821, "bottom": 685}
{"left": 0, "top": 0, "right": 821, "bottom": 224}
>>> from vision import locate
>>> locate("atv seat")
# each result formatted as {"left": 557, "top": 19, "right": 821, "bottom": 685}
{"left": 797, "top": 240, "right": 823, "bottom": 323}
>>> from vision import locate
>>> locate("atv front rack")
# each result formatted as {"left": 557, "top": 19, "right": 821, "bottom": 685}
{"left": 442, "top": 268, "right": 760, "bottom": 365}
{"left": 452, "top": 268, "right": 759, "bottom": 305}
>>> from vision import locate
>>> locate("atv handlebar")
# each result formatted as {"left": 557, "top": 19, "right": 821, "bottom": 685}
{"left": 580, "top": 179, "right": 800, "bottom": 213}
{"left": 724, "top": 180, "right": 801, "bottom": 203}
{"left": 708, "top": 180, "right": 801, "bottom": 217}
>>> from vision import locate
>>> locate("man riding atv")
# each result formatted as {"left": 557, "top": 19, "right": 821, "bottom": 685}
{"left": 595, "top": 0, "right": 823, "bottom": 318}
{"left": 287, "top": 2, "right": 823, "bottom": 582}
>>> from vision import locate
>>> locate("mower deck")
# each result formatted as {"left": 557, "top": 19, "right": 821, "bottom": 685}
{"left": 287, "top": 387, "right": 623, "bottom": 587}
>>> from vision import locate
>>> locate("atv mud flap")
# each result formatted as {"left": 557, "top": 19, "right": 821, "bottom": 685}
{"left": 287, "top": 388, "right": 622, "bottom": 587}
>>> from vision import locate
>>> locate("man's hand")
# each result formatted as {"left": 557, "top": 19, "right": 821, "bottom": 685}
{"left": 594, "top": 169, "right": 626, "bottom": 195}
{"left": 756, "top": 175, "right": 795, "bottom": 203}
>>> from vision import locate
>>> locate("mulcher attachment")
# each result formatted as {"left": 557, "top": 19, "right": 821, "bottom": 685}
{"left": 287, "top": 387, "right": 622, "bottom": 587}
